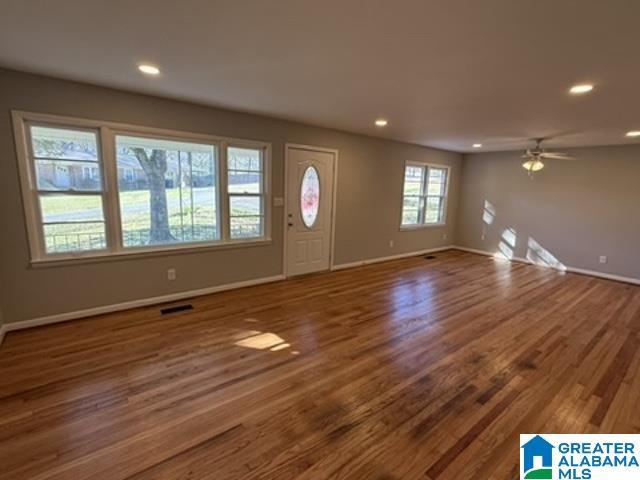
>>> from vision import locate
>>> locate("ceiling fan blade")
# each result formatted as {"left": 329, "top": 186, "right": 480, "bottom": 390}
{"left": 540, "top": 153, "right": 574, "bottom": 160}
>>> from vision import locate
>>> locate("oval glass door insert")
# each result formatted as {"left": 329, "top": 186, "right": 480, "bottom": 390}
{"left": 300, "top": 166, "right": 320, "bottom": 228}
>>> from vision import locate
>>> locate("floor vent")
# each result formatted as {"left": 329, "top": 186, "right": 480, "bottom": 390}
{"left": 160, "top": 304, "right": 194, "bottom": 315}
{"left": 423, "top": 255, "right": 437, "bottom": 260}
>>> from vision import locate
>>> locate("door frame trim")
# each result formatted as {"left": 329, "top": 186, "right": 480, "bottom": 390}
{"left": 283, "top": 143, "right": 339, "bottom": 278}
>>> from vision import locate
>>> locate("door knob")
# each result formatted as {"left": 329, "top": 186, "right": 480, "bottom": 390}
{"left": 288, "top": 222, "right": 294, "bottom": 227}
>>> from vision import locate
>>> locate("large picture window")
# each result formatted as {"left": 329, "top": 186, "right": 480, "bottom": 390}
{"left": 116, "top": 135, "right": 219, "bottom": 248}
{"left": 401, "top": 163, "right": 449, "bottom": 228}
{"left": 14, "top": 112, "right": 271, "bottom": 262}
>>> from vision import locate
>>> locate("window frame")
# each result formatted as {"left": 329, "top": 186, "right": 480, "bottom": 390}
{"left": 23, "top": 122, "right": 111, "bottom": 257}
{"left": 225, "top": 142, "right": 269, "bottom": 241}
{"left": 111, "top": 129, "right": 224, "bottom": 251}
{"left": 399, "top": 161, "right": 450, "bottom": 230}
{"left": 12, "top": 111, "right": 272, "bottom": 265}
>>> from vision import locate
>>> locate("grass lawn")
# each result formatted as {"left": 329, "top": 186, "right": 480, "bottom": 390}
{"left": 40, "top": 187, "right": 210, "bottom": 214}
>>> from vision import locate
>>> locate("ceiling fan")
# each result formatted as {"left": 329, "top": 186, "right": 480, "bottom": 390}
{"left": 521, "top": 138, "right": 573, "bottom": 175}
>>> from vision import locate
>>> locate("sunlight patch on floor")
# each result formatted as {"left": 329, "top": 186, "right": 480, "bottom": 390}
{"left": 233, "top": 330, "right": 292, "bottom": 352}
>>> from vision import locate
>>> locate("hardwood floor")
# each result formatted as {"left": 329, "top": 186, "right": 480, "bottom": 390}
{"left": 1, "top": 250, "right": 639, "bottom": 480}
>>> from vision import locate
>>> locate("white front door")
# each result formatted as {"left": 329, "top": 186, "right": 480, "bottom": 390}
{"left": 285, "top": 146, "right": 336, "bottom": 276}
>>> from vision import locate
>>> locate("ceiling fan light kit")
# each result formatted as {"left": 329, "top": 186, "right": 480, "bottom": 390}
{"left": 520, "top": 138, "right": 573, "bottom": 176}
{"left": 522, "top": 159, "right": 545, "bottom": 173}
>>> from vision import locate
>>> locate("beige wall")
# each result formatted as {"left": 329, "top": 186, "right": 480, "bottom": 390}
{"left": 456, "top": 146, "right": 640, "bottom": 279}
{"left": 0, "top": 68, "right": 461, "bottom": 324}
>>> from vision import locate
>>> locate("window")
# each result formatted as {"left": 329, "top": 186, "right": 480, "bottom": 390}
{"left": 116, "top": 135, "right": 219, "bottom": 248}
{"left": 82, "top": 166, "right": 98, "bottom": 180}
{"left": 300, "top": 166, "right": 320, "bottom": 228}
{"left": 401, "top": 163, "right": 449, "bottom": 228}
{"left": 14, "top": 112, "right": 271, "bottom": 262}
{"left": 29, "top": 125, "right": 107, "bottom": 254}
{"left": 227, "top": 146, "right": 265, "bottom": 239}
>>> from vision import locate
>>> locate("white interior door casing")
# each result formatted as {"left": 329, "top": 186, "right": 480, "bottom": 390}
{"left": 285, "top": 147, "right": 335, "bottom": 276}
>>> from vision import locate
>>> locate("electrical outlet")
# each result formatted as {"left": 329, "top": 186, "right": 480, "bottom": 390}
{"left": 389, "top": 240, "right": 394, "bottom": 248}
{"left": 481, "top": 233, "right": 486, "bottom": 241}
{"left": 167, "top": 268, "right": 177, "bottom": 281}
{"left": 442, "top": 233, "right": 448, "bottom": 240}
{"left": 599, "top": 256, "right": 608, "bottom": 264}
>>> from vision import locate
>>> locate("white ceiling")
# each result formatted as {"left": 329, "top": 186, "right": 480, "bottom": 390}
{"left": 1, "top": 0, "right": 639, "bottom": 152}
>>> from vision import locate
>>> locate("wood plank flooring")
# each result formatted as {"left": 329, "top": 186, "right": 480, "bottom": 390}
{"left": 1, "top": 250, "right": 640, "bottom": 479}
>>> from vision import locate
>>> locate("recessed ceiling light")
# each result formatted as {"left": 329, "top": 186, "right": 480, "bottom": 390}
{"left": 472, "top": 143, "right": 482, "bottom": 148}
{"left": 569, "top": 84, "right": 594, "bottom": 95}
{"left": 626, "top": 131, "right": 640, "bottom": 138}
{"left": 138, "top": 64, "right": 160, "bottom": 76}
{"left": 375, "top": 119, "right": 388, "bottom": 127}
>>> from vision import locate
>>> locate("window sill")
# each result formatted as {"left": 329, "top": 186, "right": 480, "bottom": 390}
{"left": 400, "top": 223, "right": 447, "bottom": 231}
{"left": 30, "top": 238, "right": 272, "bottom": 268}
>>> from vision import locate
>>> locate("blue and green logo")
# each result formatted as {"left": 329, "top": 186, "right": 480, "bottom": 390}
{"left": 521, "top": 435, "right": 554, "bottom": 479}
{"left": 521, "top": 433, "right": 640, "bottom": 479}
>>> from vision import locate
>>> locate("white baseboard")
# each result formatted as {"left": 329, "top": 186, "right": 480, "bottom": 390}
{"left": 564, "top": 266, "right": 640, "bottom": 286}
{"left": 452, "top": 245, "right": 640, "bottom": 286}
{"left": 452, "top": 245, "right": 532, "bottom": 266}
{"left": 450, "top": 245, "right": 496, "bottom": 258}
{"left": 331, "top": 245, "right": 453, "bottom": 271}
{"left": 0, "top": 275, "right": 285, "bottom": 342}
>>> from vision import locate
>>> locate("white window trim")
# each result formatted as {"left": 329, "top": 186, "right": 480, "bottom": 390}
{"left": 225, "top": 141, "right": 271, "bottom": 241}
{"left": 12, "top": 110, "right": 272, "bottom": 265}
{"left": 399, "top": 160, "right": 451, "bottom": 231}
